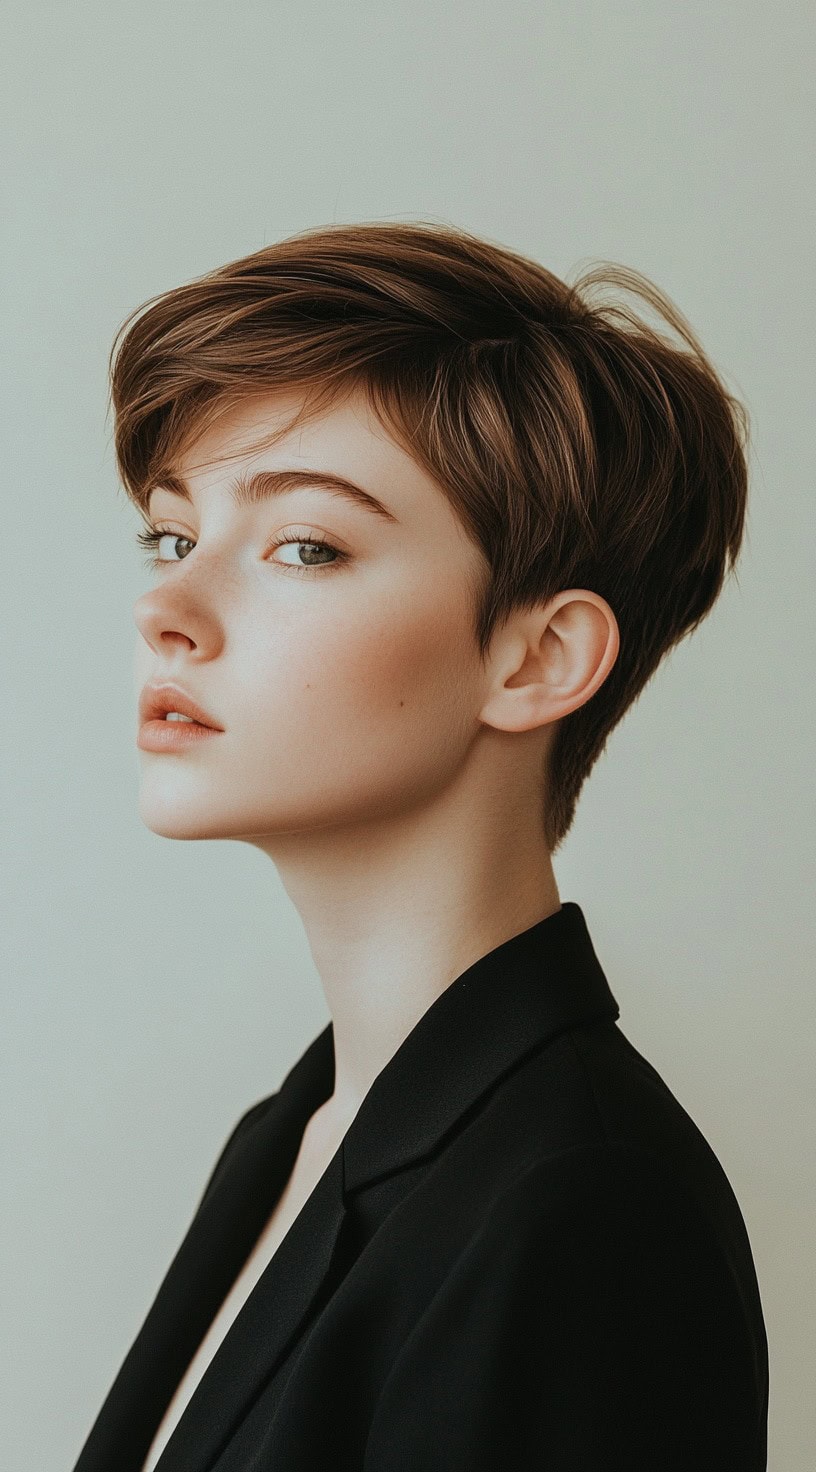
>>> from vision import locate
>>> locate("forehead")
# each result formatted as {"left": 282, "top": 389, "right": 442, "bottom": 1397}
{"left": 159, "top": 387, "right": 444, "bottom": 528}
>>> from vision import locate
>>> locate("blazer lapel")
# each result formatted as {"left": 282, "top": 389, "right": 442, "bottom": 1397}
{"left": 73, "top": 1025, "right": 339, "bottom": 1472}
{"left": 156, "top": 1143, "right": 348, "bottom": 1472}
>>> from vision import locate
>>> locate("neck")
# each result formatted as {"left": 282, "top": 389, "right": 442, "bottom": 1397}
{"left": 258, "top": 784, "right": 560, "bottom": 1127}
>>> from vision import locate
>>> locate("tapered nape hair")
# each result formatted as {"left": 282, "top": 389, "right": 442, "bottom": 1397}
{"left": 110, "top": 219, "right": 749, "bottom": 855}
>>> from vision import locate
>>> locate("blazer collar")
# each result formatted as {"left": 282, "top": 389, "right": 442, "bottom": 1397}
{"left": 278, "top": 899, "right": 620, "bottom": 1193}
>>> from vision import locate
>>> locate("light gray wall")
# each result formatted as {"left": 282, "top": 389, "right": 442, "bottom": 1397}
{"left": 2, "top": 2, "right": 813, "bottom": 1466}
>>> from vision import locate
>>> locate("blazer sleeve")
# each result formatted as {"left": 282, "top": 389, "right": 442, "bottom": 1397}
{"left": 362, "top": 1142, "right": 765, "bottom": 1472}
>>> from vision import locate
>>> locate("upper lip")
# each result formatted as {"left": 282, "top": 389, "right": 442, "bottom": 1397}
{"left": 139, "top": 682, "right": 224, "bottom": 730}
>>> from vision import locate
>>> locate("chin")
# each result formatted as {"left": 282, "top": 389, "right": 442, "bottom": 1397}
{"left": 135, "top": 787, "right": 305, "bottom": 843}
{"left": 136, "top": 782, "right": 232, "bottom": 841}
{"left": 137, "top": 806, "right": 225, "bottom": 841}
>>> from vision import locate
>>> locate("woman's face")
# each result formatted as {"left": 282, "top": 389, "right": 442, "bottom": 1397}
{"left": 133, "top": 387, "right": 492, "bottom": 844}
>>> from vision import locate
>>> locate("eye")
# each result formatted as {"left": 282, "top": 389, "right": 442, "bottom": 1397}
{"left": 265, "top": 529, "right": 347, "bottom": 574}
{"left": 135, "top": 525, "right": 348, "bottom": 575}
{"left": 135, "top": 528, "right": 193, "bottom": 568}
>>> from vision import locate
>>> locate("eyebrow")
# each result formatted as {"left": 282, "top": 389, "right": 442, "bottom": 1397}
{"left": 146, "top": 468, "right": 399, "bottom": 523}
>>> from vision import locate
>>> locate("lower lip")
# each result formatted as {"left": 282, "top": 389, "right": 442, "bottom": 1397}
{"left": 137, "top": 719, "right": 223, "bottom": 752}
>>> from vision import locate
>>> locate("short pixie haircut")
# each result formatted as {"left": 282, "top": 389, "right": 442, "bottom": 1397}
{"left": 110, "top": 220, "right": 749, "bottom": 854}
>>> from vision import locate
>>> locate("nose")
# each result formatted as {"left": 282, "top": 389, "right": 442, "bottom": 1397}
{"left": 134, "top": 587, "right": 189, "bottom": 654}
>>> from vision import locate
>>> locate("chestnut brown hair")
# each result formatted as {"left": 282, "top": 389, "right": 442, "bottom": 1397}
{"left": 109, "top": 219, "right": 749, "bottom": 854}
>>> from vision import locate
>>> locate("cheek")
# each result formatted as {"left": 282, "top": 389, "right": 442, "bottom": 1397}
{"left": 335, "top": 593, "right": 468, "bottom": 713}
{"left": 259, "top": 586, "right": 475, "bottom": 752}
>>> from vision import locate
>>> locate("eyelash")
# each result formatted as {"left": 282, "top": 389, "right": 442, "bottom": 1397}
{"left": 135, "top": 525, "right": 348, "bottom": 576}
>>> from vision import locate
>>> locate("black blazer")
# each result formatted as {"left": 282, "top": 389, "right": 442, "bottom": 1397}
{"left": 72, "top": 902, "right": 769, "bottom": 1471}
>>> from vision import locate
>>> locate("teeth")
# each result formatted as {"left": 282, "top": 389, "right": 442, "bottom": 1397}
{"left": 165, "top": 712, "right": 196, "bottom": 722}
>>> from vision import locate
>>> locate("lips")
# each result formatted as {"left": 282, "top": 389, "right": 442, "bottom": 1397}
{"left": 139, "top": 682, "right": 224, "bottom": 730}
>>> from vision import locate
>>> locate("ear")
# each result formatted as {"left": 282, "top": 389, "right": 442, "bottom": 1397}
{"left": 477, "top": 590, "right": 620, "bottom": 735}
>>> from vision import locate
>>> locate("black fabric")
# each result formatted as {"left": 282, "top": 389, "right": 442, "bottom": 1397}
{"left": 71, "top": 901, "right": 769, "bottom": 1470}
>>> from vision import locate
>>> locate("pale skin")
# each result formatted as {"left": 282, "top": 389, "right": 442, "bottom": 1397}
{"left": 133, "top": 385, "right": 620, "bottom": 1159}
{"left": 133, "top": 385, "right": 621, "bottom": 1469}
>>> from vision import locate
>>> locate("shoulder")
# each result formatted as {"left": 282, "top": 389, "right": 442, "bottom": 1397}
{"left": 427, "top": 1138, "right": 764, "bottom": 1402}
{"left": 459, "top": 1027, "right": 768, "bottom": 1358}
{"left": 196, "top": 1091, "right": 277, "bottom": 1208}
{"left": 495, "top": 1018, "right": 751, "bottom": 1246}
{"left": 219, "top": 1091, "right": 279, "bottom": 1157}
{"left": 478, "top": 1137, "right": 726, "bottom": 1277}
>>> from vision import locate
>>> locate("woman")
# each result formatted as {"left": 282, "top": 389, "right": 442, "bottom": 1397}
{"left": 73, "top": 220, "right": 768, "bottom": 1470}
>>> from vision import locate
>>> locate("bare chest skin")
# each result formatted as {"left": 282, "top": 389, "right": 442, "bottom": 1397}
{"left": 140, "top": 1114, "right": 345, "bottom": 1472}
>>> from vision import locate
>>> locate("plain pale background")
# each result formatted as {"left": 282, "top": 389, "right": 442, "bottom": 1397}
{"left": 1, "top": 2, "right": 813, "bottom": 1467}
